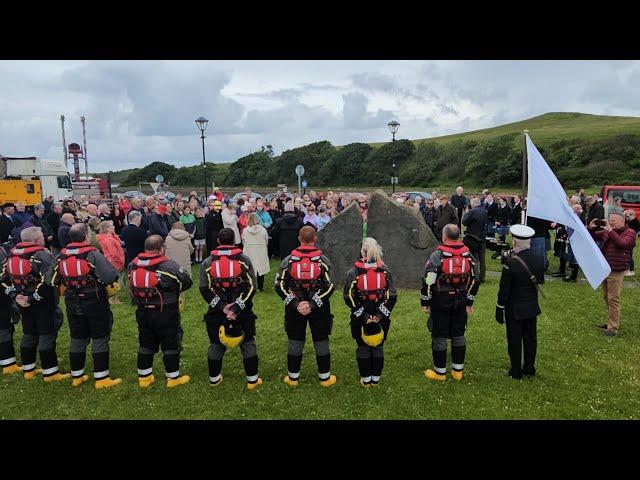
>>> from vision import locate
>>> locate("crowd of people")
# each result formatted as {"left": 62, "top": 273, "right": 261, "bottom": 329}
{"left": 0, "top": 183, "right": 636, "bottom": 392}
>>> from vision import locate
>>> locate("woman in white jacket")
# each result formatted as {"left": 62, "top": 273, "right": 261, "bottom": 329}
{"left": 242, "top": 213, "right": 270, "bottom": 291}
{"left": 222, "top": 202, "right": 241, "bottom": 246}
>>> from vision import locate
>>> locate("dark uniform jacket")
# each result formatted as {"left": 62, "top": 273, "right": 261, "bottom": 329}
{"left": 497, "top": 248, "right": 543, "bottom": 321}
{"left": 129, "top": 254, "right": 192, "bottom": 307}
{"left": 51, "top": 242, "right": 119, "bottom": 301}
{"left": 275, "top": 246, "right": 334, "bottom": 316}
{"left": 420, "top": 242, "right": 480, "bottom": 309}
{"left": 199, "top": 247, "right": 257, "bottom": 317}
{"left": 271, "top": 213, "right": 304, "bottom": 259}
{"left": 2, "top": 245, "right": 57, "bottom": 309}
{"left": 204, "top": 210, "right": 224, "bottom": 252}
{"left": 343, "top": 261, "right": 397, "bottom": 326}
{"left": 46, "top": 212, "right": 62, "bottom": 248}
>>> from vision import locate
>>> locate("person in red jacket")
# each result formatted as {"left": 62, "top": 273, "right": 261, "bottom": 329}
{"left": 589, "top": 212, "right": 637, "bottom": 336}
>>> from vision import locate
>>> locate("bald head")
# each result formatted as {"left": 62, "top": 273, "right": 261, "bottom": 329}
{"left": 442, "top": 223, "right": 460, "bottom": 242}
{"left": 61, "top": 213, "right": 75, "bottom": 225}
{"left": 144, "top": 235, "right": 165, "bottom": 253}
{"left": 69, "top": 223, "right": 89, "bottom": 243}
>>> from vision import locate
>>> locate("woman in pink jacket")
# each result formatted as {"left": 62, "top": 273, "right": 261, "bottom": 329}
{"left": 96, "top": 220, "right": 125, "bottom": 304}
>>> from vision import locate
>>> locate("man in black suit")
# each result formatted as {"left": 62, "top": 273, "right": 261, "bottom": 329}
{"left": 120, "top": 210, "right": 148, "bottom": 268}
{"left": 495, "top": 224, "right": 544, "bottom": 379}
{"left": 0, "top": 203, "right": 16, "bottom": 243}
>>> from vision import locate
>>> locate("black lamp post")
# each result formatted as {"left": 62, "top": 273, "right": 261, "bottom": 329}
{"left": 195, "top": 116, "right": 209, "bottom": 200}
{"left": 388, "top": 120, "right": 400, "bottom": 193}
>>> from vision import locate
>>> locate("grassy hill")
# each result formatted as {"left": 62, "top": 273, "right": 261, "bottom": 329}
{"left": 369, "top": 112, "right": 640, "bottom": 147}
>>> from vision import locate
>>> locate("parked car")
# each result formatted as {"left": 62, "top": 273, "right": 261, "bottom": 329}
{"left": 406, "top": 191, "right": 432, "bottom": 202}
{"left": 264, "top": 192, "right": 294, "bottom": 202}
{"left": 231, "top": 192, "right": 263, "bottom": 202}
{"left": 122, "top": 190, "right": 147, "bottom": 199}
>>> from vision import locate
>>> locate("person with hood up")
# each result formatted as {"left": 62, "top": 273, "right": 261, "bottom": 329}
{"left": 165, "top": 222, "right": 194, "bottom": 276}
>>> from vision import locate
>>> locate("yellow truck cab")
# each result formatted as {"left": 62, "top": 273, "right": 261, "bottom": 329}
{"left": 0, "top": 156, "right": 73, "bottom": 206}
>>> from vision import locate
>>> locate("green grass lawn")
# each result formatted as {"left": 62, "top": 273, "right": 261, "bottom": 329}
{"left": 2, "top": 253, "right": 639, "bottom": 420}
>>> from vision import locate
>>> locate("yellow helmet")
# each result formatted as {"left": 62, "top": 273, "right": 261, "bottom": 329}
{"left": 219, "top": 322, "right": 244, "bottom": 349}
{"left": 361, "top": 323, "right": 384, "bottom": 347}
{"left": 106, "top": 282, "right": 121, "bottom": 297}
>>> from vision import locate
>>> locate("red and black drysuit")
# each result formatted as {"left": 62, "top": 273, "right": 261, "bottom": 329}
{"left": 343, "top": 259, "right": 397, "bottom": 385}
{"left": 420, "top": 242, "right": 479, "bottom": 375}
{"left": 51, "top": 242, "right": 118, "bottom": 381}
{"left": 199, "top": 245, "right": 258, "bottom": 385}
{"left": 2, "top": 242, "right": 63, "bottom": 377}
{"left": 275, "top": 245, "right": 335, "bottom": 383}
{"left": 0, "top": 245, "right": 20, "bottom": 370}
{"left": 129, "top": 253, "right": 193, "bottom": 381}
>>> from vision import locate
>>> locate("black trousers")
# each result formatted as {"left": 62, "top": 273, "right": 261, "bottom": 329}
{"left": 505, "top": 315, "right": 537, "bottom": 378}
{"left": 136, "top": 303, "right": 183, "bottom": 377}
{"left": 464, "top": 237, "right": 486, "bottom": 282}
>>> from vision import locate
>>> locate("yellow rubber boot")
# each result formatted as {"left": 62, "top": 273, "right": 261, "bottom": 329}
{"left": 247, "top": 377, "right": 263, "bottom": 390}
{"left": 210, "top": 375, "right": 223, "bottom": 387}
{"left": 425, "top": 369, "right": 447, "bottom": 382}
{"left": 24, "top": 368, "right": 42, "bottom": 380}
{"left": 167, "top": 375, "right": 190, "bottom": 388}
{"left": 2, "top": 364, "right": 22, "bottom": 375}
{"left": 451, "top": 370, "right": 464, "bottom": 381}
{"left": 360, "top": 379, "right": 371, "bottom": 388}
{"left": 72, "top": 375, "right": 89, "bottom": 387}
{"left": 139, "top": 375, "right": 155, "bottom": 388}
{"left": 320, "top": 374, "right": 337, "bottom": 388}
{"left": 44, "top": 372, "right": 71, "bottom": 382}
{"left": 283, "top": 375, "right": 299, "bottom": 387}
{"left": 95, "top": 377, "right": 123, "bottom": 389}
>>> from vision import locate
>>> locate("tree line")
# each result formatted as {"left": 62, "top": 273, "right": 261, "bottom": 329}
{"left": 118, "top": 134, "right": 640, "bottom": 189}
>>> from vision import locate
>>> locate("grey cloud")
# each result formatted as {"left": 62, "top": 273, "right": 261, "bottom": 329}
{"left": 351, "top": 72, "right": 399, "bottom": 92}
{"left": 342, "top": 91, "right": 395, "bottom": 130}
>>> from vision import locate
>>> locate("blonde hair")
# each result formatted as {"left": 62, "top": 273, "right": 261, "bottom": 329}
{"left": 361, "top": 237, "right": 384, "bottom": 265}
{"left": 247, "top": 212, "right": 259, "bottom": 227}
{"left": 98, "top": 220, "right": 113, "bottom": 234}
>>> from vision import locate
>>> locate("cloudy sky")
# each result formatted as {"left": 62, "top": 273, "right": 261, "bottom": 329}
{"left": 1, "top": 60, "right": 639, "bottom": 173}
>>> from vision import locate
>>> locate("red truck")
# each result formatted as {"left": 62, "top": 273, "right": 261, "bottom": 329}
{"left": 601, "top": 185, "right": 640, "bottom": 218}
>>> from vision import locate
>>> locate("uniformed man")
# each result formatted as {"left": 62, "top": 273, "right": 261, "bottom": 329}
{"left": 52, "top": 223, "right": 122, "bottom": 389}
{"left": 495, "top": 224, "right": 544, "bottom": 379}
{"left": 129, "top": 235, "right": 193, "bottom": 388}
{"left": 275, "top": 225, "right": 336, "bottom": 387}
{"left": 3, "top": 227, "right": 70, "bottom": 381}
{"left": 199, "top": 228, "right": 262, "bottom": 390}
{"left": 0, "top": 241, "right": 21, "bottom": 375}
{"left": 421, "top": 224, "right": 479, "bottom": 382}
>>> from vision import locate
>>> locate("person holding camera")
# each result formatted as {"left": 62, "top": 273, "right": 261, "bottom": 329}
{"left": 589, "top": 212, "right": 637, "bottom": 336}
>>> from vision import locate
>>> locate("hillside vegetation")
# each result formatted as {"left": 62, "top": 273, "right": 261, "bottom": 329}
{"left": 102, "top": 112, "right": 640, "bottom": 190}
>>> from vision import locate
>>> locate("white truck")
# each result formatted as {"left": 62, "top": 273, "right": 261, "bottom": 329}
{"left": 0, "top": 156, "right": 73, "bottom": 205}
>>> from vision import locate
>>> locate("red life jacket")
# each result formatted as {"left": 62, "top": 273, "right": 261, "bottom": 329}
{"left": 57, "top": 242, "right": 99, "bottom": 291}
{"left": 6, "top": 242, "right": 46, "bottom": 291}
{"left": 288, "top": 246, "right": 323, "bottom": 291}
{"left": 437, "top": 242, "right": 472, "bottom": 286}
{"left": 207, "top": 245, "right": 245, "bottom": 293}
{"left": 129, "top": 253, "right": 168, "bottom": 308}
{"left": 354, "top": 259, "right": 388, "bottom": 302}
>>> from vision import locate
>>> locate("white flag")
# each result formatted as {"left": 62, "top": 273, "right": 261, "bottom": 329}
{"left": 525, "top": 134, "right": 611, "bottom": 289}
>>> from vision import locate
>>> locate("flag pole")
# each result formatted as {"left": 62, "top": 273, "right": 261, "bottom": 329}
{"left": 522, "top": 129, "right": 529, "bottom": 224}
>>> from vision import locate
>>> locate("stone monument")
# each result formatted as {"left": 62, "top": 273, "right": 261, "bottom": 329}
{"left": 317, "top": 189, "right": 438, "bottom": 288}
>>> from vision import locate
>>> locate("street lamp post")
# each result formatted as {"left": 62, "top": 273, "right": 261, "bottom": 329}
{"left": 388, "top": 120, "right": 400, "bottom": 194}
{"left": 195, "top": 116, "right": 209, "bottom": 200}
